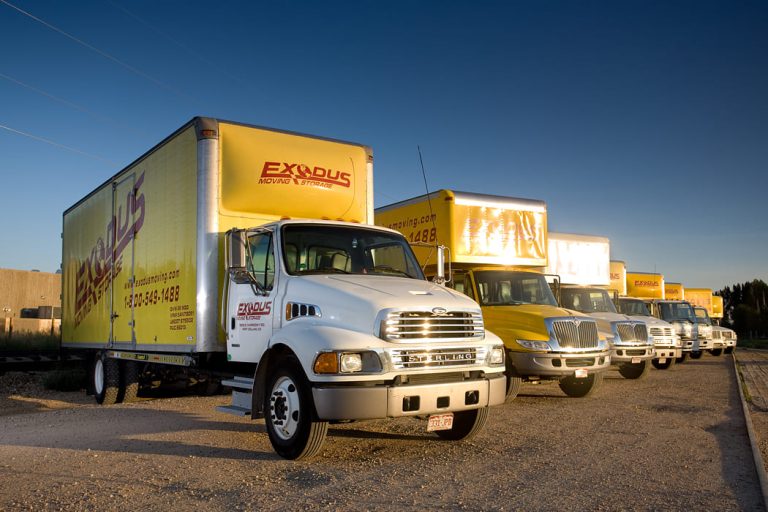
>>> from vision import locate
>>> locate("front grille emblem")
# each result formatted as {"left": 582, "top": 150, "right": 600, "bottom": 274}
{"left": 431, "top": 307, "right": 448, "bottom": 316}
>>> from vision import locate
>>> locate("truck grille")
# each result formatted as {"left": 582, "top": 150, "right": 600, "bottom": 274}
{"left": 552, "top": 320, "right": 599, "bottom": 349}
{"left": 617, "top": 323, "right": 648, "bottom": 342}
{"left": 712, "top": 330, "right": 722, "bottom": 340}
{"left": 381, "top": 311, "right": 484, "bottom": 341}
{"left": 390, "top": 347, "right": 486, "bottom": 369}
{"left": 650, "top": 327, "right": 673, "bottom": 337}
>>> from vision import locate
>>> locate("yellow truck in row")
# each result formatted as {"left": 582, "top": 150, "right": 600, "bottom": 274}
{"left": 545, "top": 234, "right": 655, "bottom": 379}
{"left": 62, "top": 118, "right": 507, "bottom": 459}
{"left": 376, "top": 190, "right": 610, "bottom": 398}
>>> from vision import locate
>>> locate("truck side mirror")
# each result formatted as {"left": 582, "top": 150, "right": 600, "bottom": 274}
{"left": 227, "top": 229, "right": 247, "bottom": 270}
{"left": 434, "top": 245, "right": 451, "bottom": 285}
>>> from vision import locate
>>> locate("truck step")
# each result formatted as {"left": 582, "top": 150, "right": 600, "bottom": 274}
{"left": 216, "top": 405, "right": 251, "bottom": 417}
{"left": 221, "top": 376, "right": 254, "bottom": 391}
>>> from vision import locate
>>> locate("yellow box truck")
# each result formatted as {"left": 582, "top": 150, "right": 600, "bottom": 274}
{"left": 683, "top": 288, "right": 715, "bottom": 356}
{"left": 664, "top": 282, "right": 684, "bottom": 300}
{"left": 609, "top": 260, "right": 627, "bottom": 297}
{"left": 376, "top": 190, "right": 610, "bottom": 398}
{"left": 546, "top": 234, "right": 655, "bottom": 379}
{"left": 615, "top": 272, "right": 682, "bottom": 369}
{"left": 62, "top": 118, "right": 506, "bottom": 459}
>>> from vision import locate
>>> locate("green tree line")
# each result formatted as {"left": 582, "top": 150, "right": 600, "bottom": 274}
{"left": 718, "top": 279, "right": 768, "bottom": 339}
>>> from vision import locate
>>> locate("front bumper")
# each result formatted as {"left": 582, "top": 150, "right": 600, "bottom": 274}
{"left": 312, "top": 372, "right": 506, "bottom": 421}
{"left": 509, "top": 349, "right": 611, "bottom": 378}
{"left": 711, "top": 341, "right": 725, "bottom": 349}
{"left": 611, "top": 345, "right": 655, "bottom": 363}
{"left": 697, "top": 338, "right": 713, "bottom": 350}
{"left": 654, "top": 346, "right": 682, "bottom": 360}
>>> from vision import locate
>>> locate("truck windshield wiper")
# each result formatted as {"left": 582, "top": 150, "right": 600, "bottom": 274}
{"left": 297, "top": 268, "right": 351, "bottom": 275}
{"left": 368, "top": 265, "right": 412, "bottom": 278}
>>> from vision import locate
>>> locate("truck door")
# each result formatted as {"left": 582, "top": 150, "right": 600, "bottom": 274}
{"left": 110, "top": 174, "right": 137, "bottom": 346}
{"left": 226, "top": 229, "right": 276, "bottom": 363}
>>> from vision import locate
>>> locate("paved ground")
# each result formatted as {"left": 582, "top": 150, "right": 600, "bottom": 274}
{"left": 0, "top": 354, "right": 763, "bottom": 511}
{"left": 734, "top": 348, "right": 768, "bottom": 479}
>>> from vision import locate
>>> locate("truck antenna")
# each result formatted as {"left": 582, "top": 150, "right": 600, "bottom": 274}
{"left": 418, "top": 146, "right": 449, "bottom": 283}
{"left": 417, "top": 145, "right": 437, "bottom": 233}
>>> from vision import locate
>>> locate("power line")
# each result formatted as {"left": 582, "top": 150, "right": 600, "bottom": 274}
{"left": 0, "top": 0, "right": 201, "bottom": 106}
{"left": 106, "top": 0, "right": 245, "bottom": 87}
{"left": 0, "top": 123, "right": 117, "bottom": 164}
{"left": 0, "top": 72, "right": 145, "bottom": 136}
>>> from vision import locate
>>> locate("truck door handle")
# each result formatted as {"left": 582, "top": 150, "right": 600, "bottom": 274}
{"left": 231, "top": 317, "right": 236, "bottom": 330}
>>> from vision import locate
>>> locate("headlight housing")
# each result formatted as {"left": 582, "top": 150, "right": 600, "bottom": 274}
{"left": 313, "top": 351, "right": 382, "bottom": 374}
{"left": 489, "top": 345, "right": 505, "bottom": 365}
{"left": 517, "top": 339, "right": 551, "bottom": 352}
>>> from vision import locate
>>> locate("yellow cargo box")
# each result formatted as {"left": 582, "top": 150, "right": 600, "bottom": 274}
{"left": 375, "top": 190, "right": 547, "bottom": 267}
{"left": 712, "top": 295, "right": 724, "bottom": 319}
{"left": 685, "top": 288, "right": 714, "bottom": 315}
{"left": 62, "top": 118, "right": 372, "bottom": 352}
{"left": 626, "top": 272, "right": 665, "bottom": 300}
{"left": 665, "top": 282, "right": 684, "bottom": 300}
{"left": 609, "top": 260, "right": 626, "bottom": 296}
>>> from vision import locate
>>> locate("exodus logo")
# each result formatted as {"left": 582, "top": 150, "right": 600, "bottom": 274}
{"left": 74, "top": 173, "right": 146, "bottom": 327}
{"left": 237, "top": 301, "right": 272, "bottom": 318}
{"left": 634, "top": 280, "right": 660, "bottom": 287}
{"left": 258, "top": 161, "right": 351, "bottom": 188}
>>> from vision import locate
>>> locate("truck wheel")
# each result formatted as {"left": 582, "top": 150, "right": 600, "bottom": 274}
{"left": 92, "top": 353, "right": 120, "bottom": 405}
{"left": 652, "top": 358, "right": 676, "bottom": 370}
{"left": 265, "top": 363, "right": 328, "bottom": 460}
{"left": 121, "top": 361, "right": 140, "bottom": 403}
{"left": 710, "top": 349, "right": 723, "bottom": 357}
{"left": 618, "top": 361, "right": 651, "bottom": 379}
{"left": 435, "top": 407, "right": 489, "bottom": 441}
{"left": 676, "top": 353, "right": 688, "bottom": 364}
{"left": 690, "top": 351, "right": 703, "bottom": 359}
{"left": 504, "top": 358, "right": 522, "bottom": 401}
{"left": 724, "top": 347, "right": 734, "bottom": 354}
{"left": 559, "top": 372, "right": 603, "bottom": 398}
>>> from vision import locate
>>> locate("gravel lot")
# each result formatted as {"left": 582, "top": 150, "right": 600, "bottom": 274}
{"left": 0, "top": 355, "right": 763, "bottom": 511}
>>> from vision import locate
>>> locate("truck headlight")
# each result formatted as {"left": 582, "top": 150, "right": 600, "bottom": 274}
{"left": 489, "top": 346, "right": 504, "bottom": 365}
{"left": 313, "top": 351, "right": 382, "bottom": 374}
{"left": 340, "top": 353, "right": 363, "bottom": 373}
{"left": 517, "top": 339, "right": 551, "bottom": 352}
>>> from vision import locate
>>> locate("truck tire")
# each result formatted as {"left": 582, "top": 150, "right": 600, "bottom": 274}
{"left": 618, "top": 360, "right": 651, "bottom": 379}
{"left": 559, "top": 372, "right": 603, "bottom": 398}
{"left": 690, "top": 350, "right": 703, "bottom": 359}
{"left": 676, "top": 353, "right": 688, "bottom": 364}
{"left": 121, "top": 361, "right": 140, "bottom": 403}
{"left": 652, "top": 358, "right": 676, "bottom": 370}
{"left": 724, "top": 347, "right": 734, "bottom": 354}
{"left": 435, "top": 407, "right": 489, "bottom": 441}
{"left": 92, "top": 353, "right": 120, "bottom": 405}
{"left": 504, "top": 359, "right": 522, "bottom": 401}
{"left": 265, "top": 363, "right": 328, "bottom": 460}
{"left": 710, "top": 349, "right": 723, "bottom": 356}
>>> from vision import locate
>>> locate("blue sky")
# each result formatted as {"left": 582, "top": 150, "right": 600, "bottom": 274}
{"left": 1, "top": 0, "right": 766, "bottom": 290}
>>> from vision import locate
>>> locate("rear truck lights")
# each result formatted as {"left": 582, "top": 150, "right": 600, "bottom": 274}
{"left": 489, "top": 346, "right": 504, "bottom": 365}
{"left": 313, "top": 351, "right": 382, "bottom": 374}
{"left": 517, "top": 339, "right": 551, "bottom": 352}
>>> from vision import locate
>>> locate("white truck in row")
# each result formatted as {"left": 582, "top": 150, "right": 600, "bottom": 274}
{"left": 61, "top": 118, "right": 506, "bottom": 459}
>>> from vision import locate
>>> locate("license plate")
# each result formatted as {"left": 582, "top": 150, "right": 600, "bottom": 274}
{"left": 574, "top": 369, "right": 588, "bottom": 378}
{"left": 631, "top": 357, "right": 641, "bottom": 364}
{"left": 658, "top": 358, "right": 667, "bottom": 364}
{"left": 427, "top": 413, "right": 454, "bottom": 432}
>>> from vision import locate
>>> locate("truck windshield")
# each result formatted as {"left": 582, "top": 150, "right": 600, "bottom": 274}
{"left": 473, "top": 271, "right": 558, "bottom": 306}
{"left": 281, "top": 225, "right": 424, "bottom": 279}
{"left": 561, "top": 288, "right": 618, "bottom": 314}
{"left": 694, "top": 308, "right": 712, "bottom": 325}
{"left": 618, "top": 299, "right": 650, "bottom": 316}
{"left": 658, "top": 302, "right": 695, "bottom": 322}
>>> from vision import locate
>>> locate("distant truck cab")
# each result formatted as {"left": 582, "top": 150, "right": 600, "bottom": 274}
{"left": 547, "top": 233, "right": 654, "bottom": 380}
